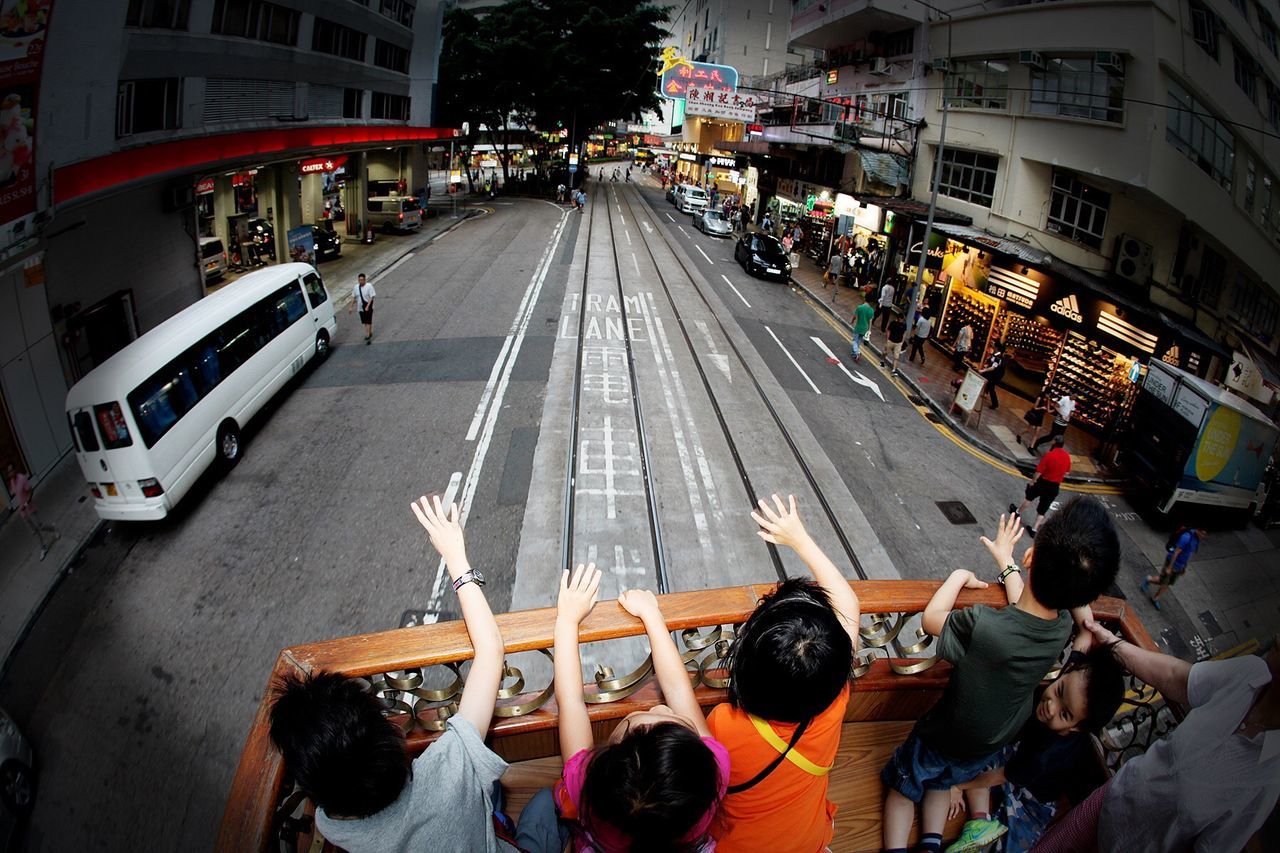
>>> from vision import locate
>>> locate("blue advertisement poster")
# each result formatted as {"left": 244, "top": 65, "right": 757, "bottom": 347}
{"left": 287, "top": 225, "right": 315, "bottom": 266}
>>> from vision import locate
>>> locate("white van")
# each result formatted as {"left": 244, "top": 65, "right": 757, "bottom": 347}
{"left": 677, "top": 185, "right": 709, "bottom": 215}
{"left": 199, "top": 237, "right": 227, "bottom": 283}
{"left": 366, "top": 196, "right": 423, "bottom": 232}
{"left": 65, "top": 263, "right": 337, "bottom": 521}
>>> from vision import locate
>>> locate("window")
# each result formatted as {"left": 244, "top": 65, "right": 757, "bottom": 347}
{"left": 1233, "top": 43, "right": 1257, "bottom": 103}
{"left": 126, "top": 0, "right": 190, "bottom": 28}
{"left": 1030, "top": 56, "right": 1124, "bottom": 123}
{"left": 933, "top": 148, "right": 999, "bottom": 208}
{"left": 127, "top": 282, "right": 309, "bottom": 447}
{"left": 1246, "top": 158, "right": 1257, "bottom": 211}
{"left": 303, "top": 272, "right": 329, "bottom": 310}
{"left": 371, "top": 91, "right": 410, "bottom": 120}
{"left": 1190, "top": 2, "right": 1218, "bottom": 59}
{"left": 881, "top": 28, "right": 913, "bottom": 57}
{"left": 1263, "top": 24, "right": 1278, "bottom": 58}
{"left": 379, "top": 0, "right": 415, "bottom": 27}
{"left": 1263, "top": 175, "right": 1274, "bottom": 228}
{"left": 1187, "top": 245, "right": 1225, "bottom": 309}
{"left": 1229, "top": 273, "right": 1279, "bottom": 342}
{"left": 945, "top": 59, "right": 1009, "bottom": 110}
{"left": 94, "top": 403, "right": 133, "bottom": 450}
{"left": 343, "top": 88, "right": 363, "bottom": 119}
{"left": 1269, "top": 81, "right": 1280, "bottom": 129}
{"left": 887, "top": 92, "right": 911, "bottom": 119}
{"left": 71, "top": 411, "right": 100, "bottom": 453}
{"left": 1227, "top": 0, "right": 1247, "bottom": 16}
{"left": 374, "top": 39, "right": 409, "bottom": 73}
{"left": 312, "top": 17, "right": 366, "bottom": 61}
{"left": 1166, "top": 80, "right": 1235, "bottom": 191}
{"left": 211, "top": 0, "right": 299, "bottom": 46}
{"left": 116, "top": 78, "right": 182, "bottom": 137}
{"left": 1047, "top": 170, "right": 1110, "bottom": 250}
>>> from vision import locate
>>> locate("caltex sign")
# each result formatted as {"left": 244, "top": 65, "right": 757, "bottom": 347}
{"left": 299, "top": 155, "right": 348, "bottom": 174}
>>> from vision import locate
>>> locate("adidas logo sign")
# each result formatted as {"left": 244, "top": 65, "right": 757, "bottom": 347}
{"left": 1049, "top": 294, "right": 1083, "bottom": 323}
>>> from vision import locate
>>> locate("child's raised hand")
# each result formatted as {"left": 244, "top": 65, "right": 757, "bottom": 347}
{"left": 980, "top": 512, "right": 1025, "bottom": 570}
{"left": 751, "top": 493, "right": 809, "bottom": 550}
{"left": 618, "top": 588, "right": 661, "bottom": 623}
{"left": 410, "top": 494, "right": 467, "bottom": 567}
{"left": 947, "top": 787, "right": 966, "bottom": 820}
{"left": 557, "top": 563, "right": 601, "bottom": 625}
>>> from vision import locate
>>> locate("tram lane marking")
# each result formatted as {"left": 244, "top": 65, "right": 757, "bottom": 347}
{"left": 719, "top": 274, "right": 751, "bottom": 308}
{"left": 694, "top": 245, "right": 715, "bottom": 265}
{"left": 694, "top": 319, "right": 731, "bottom": 384}
{"left": 642, "top": 221, "right": 654, "bottom": 234}
{"left": 810, "top": 337, "right": 885, "bottom": 402}
{"left": 764, "top": 325, "right": 821, "bottom": 395}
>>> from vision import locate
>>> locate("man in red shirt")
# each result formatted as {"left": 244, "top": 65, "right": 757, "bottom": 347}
{"left": 1009, "top": 435, "right": 1071, "bottom": 537}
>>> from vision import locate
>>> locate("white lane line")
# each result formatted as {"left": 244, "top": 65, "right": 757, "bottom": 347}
{"left": 441, "top": 471, "right": 462, "bottom": 506}
{"left": 695, "top": 244, "right": 715, "bottom": 265}
{"left": 631, "top": 252, "right": 641, "bottom": 276}
{"left": 765, "top": 326, "right": 821, "bottom": 394}
{"left": 372, "top": 252, "right": 414, "bottom": 283}
{"left": 665, "top": 213, "right": 675, "bottom": 223}
{"left": 719, "top": 274, "right": 751, "bottom": 308}
{"left": 678, "top": 226, "right": 690, "bottom": 238}
{"left": 810, "top": 337, "right": 885, "bottom": 402}
{"left": 624, "top": 228, "right": 632, "bottom": 245}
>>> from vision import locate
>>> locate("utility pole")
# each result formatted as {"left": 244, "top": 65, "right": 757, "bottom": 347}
{"left": 910, "top": 2, "right": 952, "bottom": 319}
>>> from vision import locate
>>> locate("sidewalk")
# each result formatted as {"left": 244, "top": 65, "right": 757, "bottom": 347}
{"left": 0, "top": 206, "right": 480, "bottom": 677}
{"left": 784, "top": 251, "right": 1120, "bottom": 484}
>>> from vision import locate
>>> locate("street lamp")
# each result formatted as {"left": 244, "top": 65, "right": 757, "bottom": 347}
{"left": 909, "top": 1, "right": 953, "bottom": 318}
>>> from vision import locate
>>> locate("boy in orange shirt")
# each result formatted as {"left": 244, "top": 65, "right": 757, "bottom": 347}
{"left": 707, "top": 494, "right": 862, "bottom": 852}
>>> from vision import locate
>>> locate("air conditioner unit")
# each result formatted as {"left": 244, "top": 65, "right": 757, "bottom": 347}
{"left": 932, "top": 57, "right": 952, "bottom": 72}
{"left": 1113, "top": 233, "right": 1154, "bottom": 284}
{"left": 1019, "top": 50, "right": 1046, "bottom": 69}
{"left": 1095, "top": 50, "right": 1124, "bottom": 74}
{"left": 869, "top": 57, "right": 890, "bottom": 75}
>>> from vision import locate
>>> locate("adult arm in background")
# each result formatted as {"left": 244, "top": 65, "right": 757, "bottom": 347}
{"left": 1084, "top": 618, "right": 1191, "bottom": 706}
{"left": 410, "top": 495, "right": 504, "bottom": 738}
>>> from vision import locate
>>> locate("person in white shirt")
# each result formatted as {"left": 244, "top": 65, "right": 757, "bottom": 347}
{"left": 1033, "top": 621, "right": 1280, "bottom": 852}
{"left": 1032, "top": 393, "right": 1074, "bottom": 452}
{"left": 953, "top": 323, "right": 973, "bottom": 372}
{"left": 908, "top": 311, "right": 933, "bottom": 365}
{"left": 349, "top": 273, "right": 376, "bottom": 344}
{"left": 876, "top": 280, "right": 897, "bottom": 332}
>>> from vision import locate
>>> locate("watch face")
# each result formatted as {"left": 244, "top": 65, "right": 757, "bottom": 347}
{"left": 470, "top": 570, "right": 486, "bottom": 585}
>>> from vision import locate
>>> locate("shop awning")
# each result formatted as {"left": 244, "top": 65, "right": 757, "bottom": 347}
{"left": 859, "top": 197, "right": 972, "bottom": 226}
{"left": 858, "top": 150, "right": 909, "bottom": 188}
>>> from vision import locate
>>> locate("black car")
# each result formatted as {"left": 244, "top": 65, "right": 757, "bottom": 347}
{"left": 309, "top": 224, "right": 341, "bottom": 260}
{"left": 246, "top": 217, "right": 276, "bottom": 260}
{"left": 734, "top": 233, "right": 792, "bottom": 281}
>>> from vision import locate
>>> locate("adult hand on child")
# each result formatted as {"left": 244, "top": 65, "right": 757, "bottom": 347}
{"left": 980, "top": 512, "right": 1025, "bottom": 569}
{"left": 1083, "top": 618, "right": 1121, "bottom": 649}
{"left": 751, "top": 493, "right": 810, "bottom": 550}
{"left": 618, "top": 588, "right": 661, "bottom": 623}
{"left": 557, "top": 563, "right": 601, "bottom": 625}
{"left": 947, "top": 787, "right": 966, "bottom": 820}
{"left": 410, "top": 494, "right": 467, "bottom": 572}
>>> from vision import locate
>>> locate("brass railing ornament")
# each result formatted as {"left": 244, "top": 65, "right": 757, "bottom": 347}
{"left": 494, "top": 651, "right": 556, "bottom": 717}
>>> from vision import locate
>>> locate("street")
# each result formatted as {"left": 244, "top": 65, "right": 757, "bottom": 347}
{"left": 2, "top": 175, "right": 1276, "bottom": 851}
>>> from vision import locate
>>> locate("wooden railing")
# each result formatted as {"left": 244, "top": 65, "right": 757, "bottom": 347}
{"left": 217, "top": 581, "right": 1160, "bottom": 852}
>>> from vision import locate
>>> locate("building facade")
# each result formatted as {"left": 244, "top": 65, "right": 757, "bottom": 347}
{"left": 0, "top": 0, "right": 452, "bottom": 493}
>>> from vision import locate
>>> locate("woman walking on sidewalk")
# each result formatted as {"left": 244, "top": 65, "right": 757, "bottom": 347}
{"left": 5, "top": 463, "right": 59, "bottom": 561}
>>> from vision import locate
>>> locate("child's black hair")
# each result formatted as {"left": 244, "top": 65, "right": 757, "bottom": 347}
{"left": 580, "top": 721, "right": 721, "bottom": 853}
{"left": 1063, "top": 647, "right": 1127, "bottom": 733}
{"left": 1028, "top": 496, "right": 1120, "bottom": 610}
{"left": 268, "top": 671, "right": 411, "bottom": 819}
{"left": 726, "top": 577, "right": 853, "bottom": 723}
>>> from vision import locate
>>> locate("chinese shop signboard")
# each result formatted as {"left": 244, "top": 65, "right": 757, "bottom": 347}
{"left": 685, "top": 85, "right": 756, "bottom": 123}
{"left": 0, "top": 0, "right": 55, "bottom": 232}
{"left": 660, "top": 60, "right": 738, "bottom": 101}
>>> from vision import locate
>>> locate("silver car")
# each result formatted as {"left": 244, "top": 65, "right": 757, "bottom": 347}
{"left": 0, "top": 707, "right": 33, "bottom": 849}
{"left": 694, "top": 209, "right": 733, "bottom": 238}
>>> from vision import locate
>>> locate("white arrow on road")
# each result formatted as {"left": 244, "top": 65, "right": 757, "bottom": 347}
{"left": 810, "top": 336, "right": 885, "bottom": 402}
{"left": 642, "top": 220, "right": 654, "bottom": 234}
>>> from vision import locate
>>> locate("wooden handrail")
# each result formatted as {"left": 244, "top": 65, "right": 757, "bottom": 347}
{"left": 217, "top": 580, "right": 1150, "bottom": 853}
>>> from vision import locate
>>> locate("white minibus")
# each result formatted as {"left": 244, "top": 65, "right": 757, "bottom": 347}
{"left": 64, "top": 263, "right": 337, "bottom": 521}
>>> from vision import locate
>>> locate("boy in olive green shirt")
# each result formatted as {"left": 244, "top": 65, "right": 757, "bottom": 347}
{"left": 880, "top": 497, "right": 1120, "bottom": 853}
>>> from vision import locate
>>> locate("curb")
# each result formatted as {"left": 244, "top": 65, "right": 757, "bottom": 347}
{"left": 788, "top": 275, "right": 1126, "bottom": 488}
{"left": 338, "top": 209, "right": 481, "bottom": 310}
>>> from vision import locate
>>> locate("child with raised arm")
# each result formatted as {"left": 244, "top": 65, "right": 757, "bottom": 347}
{"left": 269, "top": 494, "right": 512, "bottom": 852}
{"left": 706, "top": 494, "right": 861, "bottom": 853}
{"left": 549, "top": 563, "right": 730, "bottom": 852}
{"left": 880, "top": 497, "right": 1119, "bottom": 853}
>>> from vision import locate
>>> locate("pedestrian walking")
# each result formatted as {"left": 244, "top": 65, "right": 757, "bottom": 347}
{"left": 953, "top": 323, "right": 973, "bottom": 372}
{"left": 978, "top": 342, "right": 1006, "bottom": 408}
{"left": 5, "top": 462, "right": 59, "bottom": 560}
{"left": 1017, "top": 392, "right": 1052, "bottom": 446}
{"left": 907, "top": 310, "right": 932, "bottom": 364}
{"left": 556, "top": 182, "right": 566, "bottom": 203}
{"left": 823, "top": 250, "right": 843, "bottom": 288}
{"left": 1141, "top": 526, "right": 1206, "bottom": 609}
{"left": 349, "top": 273, "right": 376, "bottom": 344}
{"left": 851, "top": 292, "right": 875, "bottom": 363}
{"left": 1009, "top": 435, "right": 1071, "bottom": 536}
{"left": 761, "top": 212, "right": 773, "bottom": 233}
{"left": 875, "top": 279, "right": 896, "bottom": 332}
{"left": 882, "top": 310, "right": 907, "bottom": 374}
{"left": 1032, "top": 393, "right": 1075, "bottom": 452}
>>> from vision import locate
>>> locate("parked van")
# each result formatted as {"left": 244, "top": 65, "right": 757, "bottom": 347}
{"left": 366, "top": 196, "right": 423, "bottom": 232}
{"left": 677, "top": 185, "right": 708, "bottom": 215}
{"left": 199, "top": 237, "right": 227, "bottom": 283}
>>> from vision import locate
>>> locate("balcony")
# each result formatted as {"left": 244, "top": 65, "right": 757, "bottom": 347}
{"left": 791, "top": 1, "right": 926, "bottom": 52}
{"left": 219, "top": 581, "right": 1168, "bottom": 852}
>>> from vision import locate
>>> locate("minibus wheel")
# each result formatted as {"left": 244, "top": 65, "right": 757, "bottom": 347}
{"left": 316, "top": 329, "right": 331, "bottom": 358}
{"left": 217, "top": 421, "right": 242, "bottom": 468}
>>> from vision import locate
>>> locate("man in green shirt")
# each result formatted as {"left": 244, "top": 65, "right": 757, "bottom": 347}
{"left": 851, "top": 292, "right": 876, "bottom": 363}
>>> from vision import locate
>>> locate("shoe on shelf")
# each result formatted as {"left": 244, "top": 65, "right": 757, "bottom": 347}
{"left": 944, "top": 818, "right": 1008, "bottom": 853}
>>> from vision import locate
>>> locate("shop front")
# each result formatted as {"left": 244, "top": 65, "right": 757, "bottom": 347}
{"left": 701, "top": 153, "right": 745, "bottom": 205}
{"left": 675, "top": 151, "right": 699, "bottom": 184}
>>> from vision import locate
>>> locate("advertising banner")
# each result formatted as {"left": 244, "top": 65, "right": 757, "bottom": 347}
{"left": 0, "top": 0, "right": 53, "bottom": 233}
{"left": 287, "top": 225, "right": 315, "bottom": 266}
{"left": 685, "top": 85, "right": 756, "bottom": 122}
{"left": 1185, "top": 402, "right": 1279, "bottom": 492}
{"left": 955, "top": 369, "right": 986, "bottom": 414}
{"left": 660, "top": 58, "right": 738, "bottom": 101}
{"left": 299, "top": 154, "right": 348, "bottom": 175}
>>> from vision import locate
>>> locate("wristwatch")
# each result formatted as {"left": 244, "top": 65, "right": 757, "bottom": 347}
{"left": 452, "top": 569, "right": 486, "bottom": 592}
{"left": 998, "top": 564, "right": 1021, "bottom": 584}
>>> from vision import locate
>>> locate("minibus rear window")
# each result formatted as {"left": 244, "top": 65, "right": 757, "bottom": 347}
{"left": 94, "top": 402, "right": 134, "bottom": 449}
{"left": 72, "top": 411, "right": 100, "bottom": 452}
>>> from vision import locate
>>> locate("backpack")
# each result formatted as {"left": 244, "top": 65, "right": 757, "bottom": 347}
{"left": 1164, "top": 525, "right": 1189, "bottom": 552}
